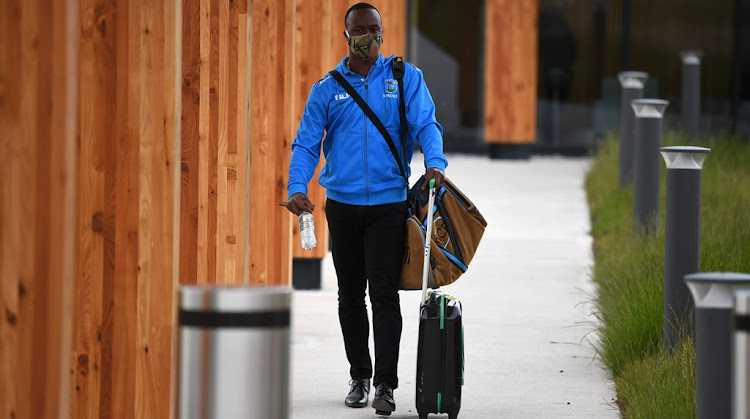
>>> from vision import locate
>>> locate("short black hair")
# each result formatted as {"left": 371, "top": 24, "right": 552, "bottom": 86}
{"left": 344, "top": 2, "right": 381, "bottom": 27}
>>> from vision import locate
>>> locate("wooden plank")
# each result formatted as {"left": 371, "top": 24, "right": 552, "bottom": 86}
{"left": 197, "top": 0, "right": 211, "bottom": 285}
{"left": 277, "top": 0, "right": 295, "bottom": 284}
{"left": 51, "top": 2, "right": 78, "bottom": 416}
{"left": 0, "top": 0, "right": 18, "bottom": 413}
{"left": 216, "top": 0, "right": 230, "bottom": 284}
{"left": 0, "top": 0, "right": 77, "bottom": 417}
{"left": 207, "top": 0, "right": 220, "bottom": 284}
{"left": 483, "top": 0, "right": 537, "bottom": 144}
{"left": 17, "top": 3, "right": 41, "bottom": 417}
{"left": 249, "top": 0, "right": 275, "bottom": 285}
{"left": 180, "top": 0, "right": 201, "bottom": 286}
{"left": 74, "top": 0, "right": 113, "bottom": 415}
{"left": 135, "top": 0, "right": 179, "bottom": 415}
{"left": 237, "top": 10, "right": 250, "bottom": 284}
{"left": 0, "top": 2, "right": 19, "bottom": 416}
{"left": 111, "top": 0, "right": 138, "bottom": 415}
{"left": 227, "top": 0, "right": 242, "bottom": 285}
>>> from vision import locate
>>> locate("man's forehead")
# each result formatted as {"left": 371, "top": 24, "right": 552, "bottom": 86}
{"left": 347, "top": 9, "right": 382, "bottom": 27}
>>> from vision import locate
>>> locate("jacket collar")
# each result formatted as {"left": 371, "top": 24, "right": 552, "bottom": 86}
{"left": 337, "top": 54, "right": 388, "bottom": 77}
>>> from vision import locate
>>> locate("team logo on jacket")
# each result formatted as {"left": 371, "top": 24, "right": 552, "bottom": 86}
{"left": 385, "top": 79, "right": 398, "bottom": 94}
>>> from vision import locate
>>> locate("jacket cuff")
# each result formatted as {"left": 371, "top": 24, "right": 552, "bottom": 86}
{"left": 426, "top": 158, "right": 447, "bottom": 173}
{"left": 287, "top": 183, "right": 308, "bottom": 199}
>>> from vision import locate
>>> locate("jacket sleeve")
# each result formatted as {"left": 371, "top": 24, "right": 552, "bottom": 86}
{"left": 287, "top": 85, "right": 327, "bottom": 199}
{"left": 404, "top": 63, "right": 448, "bottom": 172}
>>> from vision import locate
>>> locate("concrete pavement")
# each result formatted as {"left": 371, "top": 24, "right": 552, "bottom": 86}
{"left": 290, "top": 154, "right": 620, "bottom": 418}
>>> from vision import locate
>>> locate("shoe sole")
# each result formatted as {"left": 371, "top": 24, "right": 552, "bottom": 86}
{"left": 372, "top": 399, "right": 395, "bottom": 413}
{"left": 374, "top": 410, "right": 392, "bottom": 416}
{"left": 345, "top": 401, "right": 368, "bottom": 408}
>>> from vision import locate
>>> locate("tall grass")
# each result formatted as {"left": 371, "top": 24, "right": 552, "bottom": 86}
{"left": 585, "top": 132, "right": 750, "bottom": 417}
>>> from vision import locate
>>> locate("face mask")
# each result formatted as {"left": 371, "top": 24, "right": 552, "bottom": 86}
{"left": 346, "top": 32, "right": 383, "bottom": 61}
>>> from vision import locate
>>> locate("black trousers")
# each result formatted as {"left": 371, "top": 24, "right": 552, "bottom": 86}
{"left": 325, "top": 198, "right": 406, "bottom": 389}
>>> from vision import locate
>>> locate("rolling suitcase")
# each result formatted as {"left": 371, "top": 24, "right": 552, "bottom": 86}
{"left": 415, "top": 179, "right": 464, "bottom": 419}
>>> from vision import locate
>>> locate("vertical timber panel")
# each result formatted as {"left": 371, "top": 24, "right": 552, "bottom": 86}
{"left": 0, "top": 0, "right": 78, "bottom": 418}
{"left": 182, "top": 0, "right": 248, "bottom": 286}
{"left": 180, "top": 0, "right": 201, "bottom": 286}
{"left": 74, "top": 0, "right": 114, "bottom": 416}
{"left": 483, "top": 0, "right": 538, "bottom": 145}
{"left": 237, "top": 0, "right": 251, "bottom": 284}
{"left": 248, "top": 0, "right": 294, "bottom": 286}
{"left": 73, "top": 0, "right": 181, "bottom": 417}
{"left": 278, "top": 0, "right": 295, "bottom": 283}
{"left": 133, "top": 0, "right": 180, "bottom": 417}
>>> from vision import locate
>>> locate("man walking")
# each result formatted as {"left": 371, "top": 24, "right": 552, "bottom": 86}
{"left": 285, "top": 3, "right": 447, "bottom": 415}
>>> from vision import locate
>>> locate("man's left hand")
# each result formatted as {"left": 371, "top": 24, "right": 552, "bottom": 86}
{"left": 421, "top": 167, "right": 445, "bottom": 190}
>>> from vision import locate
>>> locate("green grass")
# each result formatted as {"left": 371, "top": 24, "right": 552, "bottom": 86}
{"left": 585, "top": 132, "right": 750, "bottom": 418}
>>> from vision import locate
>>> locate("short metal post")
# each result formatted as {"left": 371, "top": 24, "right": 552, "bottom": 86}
{"left": 734, "top": 289, "right": 750, "bottom": 419}
{"left": 178, "top": 286, "right": 292, "bottom": 419}
{"left": 661, "top": 146, "right": 710, "bottom": 351}
{"left": 684, "top": 273, "right": 750, "bottom": 419}
{"left": 632, "top": 99, "right": 668, "bottom": 233}
{"left": 681, "top": 50, "right": 703, "bottom": 140}
{"left": 618, "top": 71, "right": 649, "bottom": 187}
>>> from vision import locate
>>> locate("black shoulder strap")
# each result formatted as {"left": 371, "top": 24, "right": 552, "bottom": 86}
{"left": 328, "top": 69, "right": 408, "bottom": 186}
{"left": 392, "top": 57, "right": 408, "bottom": 172}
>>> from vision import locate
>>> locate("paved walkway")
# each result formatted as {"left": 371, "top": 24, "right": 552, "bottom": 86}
{"left": 291, "top": 154, "right": 620, "bottom": 418}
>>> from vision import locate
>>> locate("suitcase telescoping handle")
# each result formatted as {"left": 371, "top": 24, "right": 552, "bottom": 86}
{"left": 420, "top": 178, "right": 437, "bottom": 307}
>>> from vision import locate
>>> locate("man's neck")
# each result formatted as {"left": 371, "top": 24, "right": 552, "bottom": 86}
{"left": 348, "top": 55, "right": 376, "bottom": 77}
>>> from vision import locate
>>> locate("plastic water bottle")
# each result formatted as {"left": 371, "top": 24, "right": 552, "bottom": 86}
{"left": 299, "top": 212, "right": 317, "bottom": 250}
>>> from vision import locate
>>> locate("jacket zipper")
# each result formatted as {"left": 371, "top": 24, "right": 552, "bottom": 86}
{"left": 364, "top": 79, "right": 370, "bottom": 205}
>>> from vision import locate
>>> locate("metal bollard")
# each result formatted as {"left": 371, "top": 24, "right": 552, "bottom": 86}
{"left": 632, "top": 99, "right": 668, "bottom": 233}
{"left": 681, "top": 50, "right": 703, "bottom": 141}
{"left": 178, "top": 286, "right": 292, "bottom": 419}
{"left": 660, "top": 146, "right": 710, "bottom": 351}
{"left": 734, "top": 289, "right": 750, "bottom": 419}
{"left": 684, "top": 273, "right": 750, "bottom": 419}
{"left": 618, "top": 71, "right": 649, "bottom": 187}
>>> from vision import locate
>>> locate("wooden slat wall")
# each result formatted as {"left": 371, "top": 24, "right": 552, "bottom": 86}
{"left": 0, "top": 0, "right": 78, "bottom": 417}
{"left": 248, "top": 0, "right": 296, "bottom": 285}
{"left": 71, "top": 0, "right": 181, "bottom": 418}
{"left": 483, "top": 0, "right": 538, "bottom": 144}
{"left": 180, "top": 0, "right": 249, "bottom": 286}
{"left": 291, "top": 0, "right": 407, "bottom": 260}
{"left": 181, "top": 0, "right": 294, "bottom": 286}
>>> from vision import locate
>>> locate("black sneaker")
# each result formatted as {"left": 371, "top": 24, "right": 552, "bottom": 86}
{"left": 372, "top": 383, "right": 395, "bottom": 415}
{"left": 345, "top": 378, "right": 370, "bottom": 408}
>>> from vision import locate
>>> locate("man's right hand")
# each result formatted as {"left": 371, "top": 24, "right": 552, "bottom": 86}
{"left": 285, "top": 193, "right": 315, "bottom": 216}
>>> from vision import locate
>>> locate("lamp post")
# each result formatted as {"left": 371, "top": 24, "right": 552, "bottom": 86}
{"left": 632, "top": 99, "right": 668, "bottom": 234}
{"left": 684, "top": 272, "right": 750, "bottom": 419}
{"left": 681, "top": 50, "right": 703, "bottom": 140}
{"left": 618, "top": 71, "right": 648, "bottom": 187}
{"left": 660, "top": 146, "right": 710, "bottom": 351}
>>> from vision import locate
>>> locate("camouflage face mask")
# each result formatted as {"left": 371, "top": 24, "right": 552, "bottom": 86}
{"left": 347, "top": 33, "right": 383, "bottom": 61}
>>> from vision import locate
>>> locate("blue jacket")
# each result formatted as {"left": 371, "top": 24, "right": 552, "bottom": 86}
{"left": 287, "top": 54, "right": 448, "bottom": 206}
